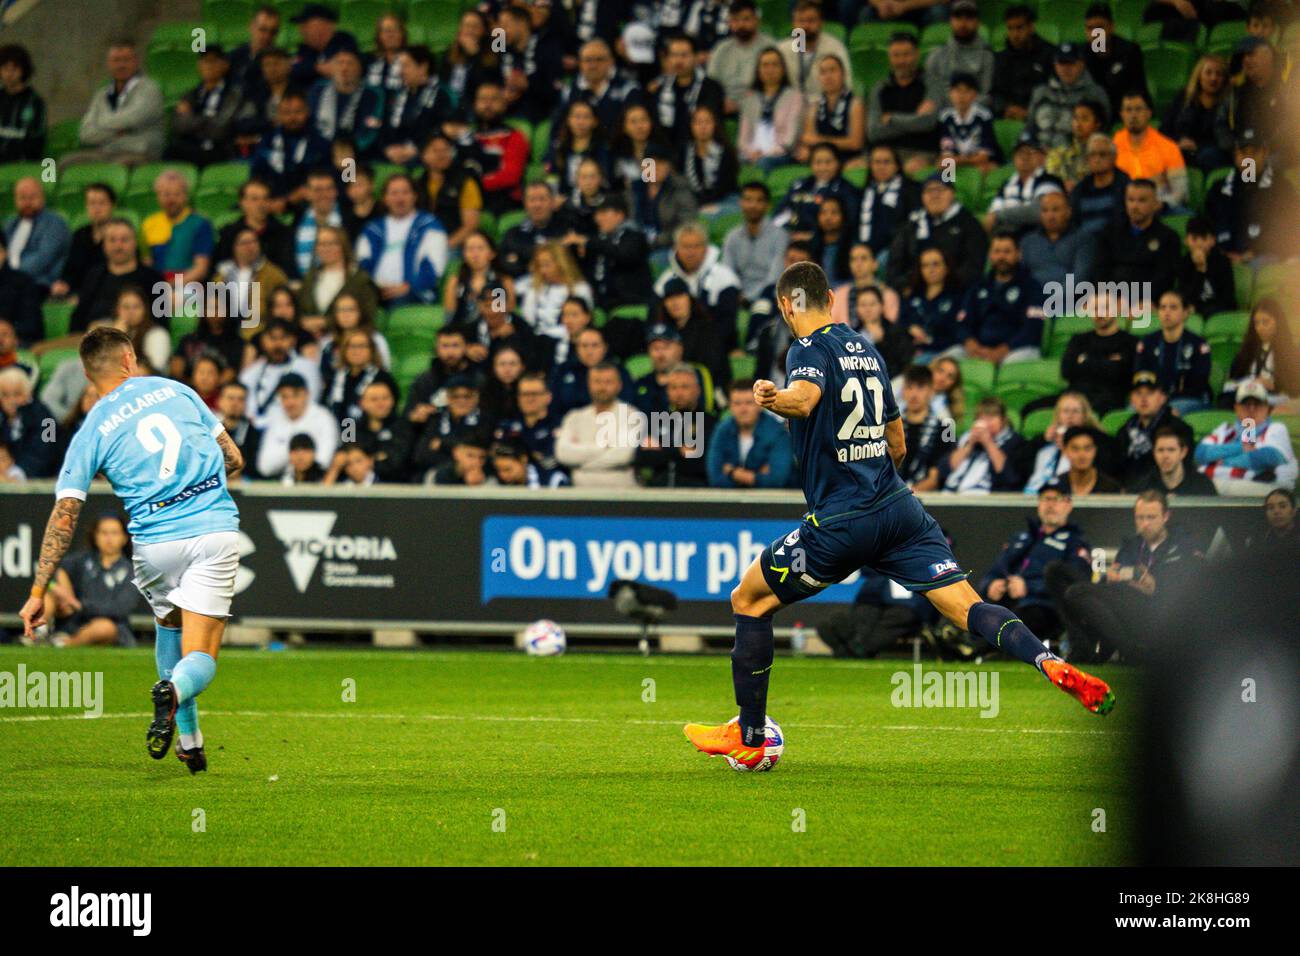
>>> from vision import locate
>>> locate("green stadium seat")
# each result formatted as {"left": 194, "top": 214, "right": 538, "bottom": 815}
{"left": 1161, "top": 213, "right": 1189, "bottom": 240}
{"left": 994, "top": 359, "right": 1061, "bottom": 409}
{"left": 530, "top": 120, "right": 552, "bottom": 163}
{"left": 958, "top": 358, "right": 997, "bottom": 394}
{"left": 386, "top": 304, "right": 443, "bottom": 339}
{"left": 38, "top": 347, "right": 80, "bottom": 385}
{"left": 624, "top": 353, "right": 652, "bottom": 380}
{"left": 767, "top": 164, "right": 810, "bottom": 201}
{"left": 1209, "top": 360, "right": 1227, "bottom": 397}
{"left": 610, "top": 304, "right": 649, "bottom": 323}
{"left": 149, "top": 22, "right": 206, "bottom": 52}
{"left": 495, "top": 209, "right": 526, "bottom": 237}
{"left": 709, "top": 211, "right": 742, "bottom": 246}
{"left": 205, "top": 0, "right": 254, "bottom": 43}
{"left": 41, "top": 301, "right": 75, "bottom": 339}
{"left": 0, "top": 162, "right": 44, "bottom": 194}
{"left": 738, "top": 164, "right": 764, "bottom": 186}
{"left": 843, "top": 165, "right": 867, "bottom": 189}
{"left": 730, "top": 353, "right": 757, "bottom": 382}
{"left": 369, "top": 162, "right": 407, "bottom": 195}
{"left": 146, "top": 46, "right": 199, "bottom": 90}
{"left": 993, "top": 119, "right": 1023, "bottom": 162}
{"left": 1206, "top": 21, "right": 1249, "bottom": 55}
{"left": 169, "top": 312, "right": 201, "bottom": 348}
{"left": 1045, "top": 314, "right": 1092, "bottom": 357}
{"left": 980, "top": 164, "right": 1015, "bottom": 209}
{"left": 58, "top": 161, "right": 130, "bottom": 197}
{"left": 1182, "top": 409, "right": 1235, "bottom": 442}
{"left": 1102, "top": 408, "right": 1132, "bottom": 435}
{"left": 850, "top": 49, "right": 891, "bottom": 97}
{"left": 340, "top": 2, "right": 394, "bottom": 45}
{"left": 198, "top": 161, "right": 251, "bottom": 194}
{"left": 47, "top": 119, "right": 81, "bottom": 159}
{"left": 1145, "top": 46, "right": 1193, "bottom": 113}
{"left": 1184, "top": 166, "right": 1204, "bottom": 212}
{"left": 953, "top": 165, "right": 982, "bottom": 211}
{"left": 1204, "top": 310, "right": 1250, "bottom": 342}
{"left": 849, "top": 22, "right": 913, "bottom": 50}
{"left": 1231, "top": 259, "right": 1253, "bottom": 308}
{"left": 1209, "top": 339, "right": 1239, "bottom": 368}
{"left": 1183, "top": 312, "right": 1206, "bottom": 336}
{"left": 1020, "top": 406, "right": 1056, "bottom": 439}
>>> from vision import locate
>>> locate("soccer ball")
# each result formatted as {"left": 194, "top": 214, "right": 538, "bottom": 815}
{"left": 523, "top": 619, "right": 566, "bottom": 656}
{"left": 724, "top": 715, "right": 784, "bottom": 772}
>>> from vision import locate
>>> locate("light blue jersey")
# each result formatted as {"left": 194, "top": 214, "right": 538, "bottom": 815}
{"left": 56, "top": 376, "right": 240, "bottom": 544}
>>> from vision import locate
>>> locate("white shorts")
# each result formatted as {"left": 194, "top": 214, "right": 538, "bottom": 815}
{"left": 132, "top": 531, "right": 240, "bottom": 620}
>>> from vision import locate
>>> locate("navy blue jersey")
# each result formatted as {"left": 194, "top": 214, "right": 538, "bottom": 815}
{"left": 785, "top": 322, "right": 905, "bottom": 519}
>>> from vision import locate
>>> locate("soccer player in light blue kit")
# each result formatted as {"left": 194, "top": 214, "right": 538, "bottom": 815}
{"left": 19, "top": 327, "right": 244, "bottom": 774}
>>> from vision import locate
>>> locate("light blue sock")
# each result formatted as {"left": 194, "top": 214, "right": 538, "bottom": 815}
{"left": 171, "top": 651, "right": 217, "bottom": 704}
{"left": 154, "top": 624, "right": 199, "bottom": 737}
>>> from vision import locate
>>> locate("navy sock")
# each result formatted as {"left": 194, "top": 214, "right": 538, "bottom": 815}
{"left": 731, "top": 614, "right": 774, "bottom": 746}
{"left": 967, "top": 602, "right": 1059, "bottom": 676}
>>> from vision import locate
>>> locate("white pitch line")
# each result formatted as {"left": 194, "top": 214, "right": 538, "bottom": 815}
{"left": 0, "top": 709, "right": 1126, "bottom": 735}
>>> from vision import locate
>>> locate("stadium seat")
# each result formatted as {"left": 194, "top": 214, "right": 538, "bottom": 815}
{"left": 41, "top": 301, "right": 75, "bottom": 339}
{"left": 369, "top": 162, "right": 407, "bottom": 194}
{"left": 1206, "top": 21, "right": 1249, "bottom": 55}
{"left": 979, "top": 164, "right": 1015, "bottom": 210}
{"left": 1144, "top": 46, "right": 1193, "bottom": 112}
{"left": 958, "top": 358, "right": 997, "bottom": 394}
{"left": 340, "top": 2, "right": 392, "bottom": 45}
{"left": 1020, "top": 406, "right": 1056, "bottom": 439}
{"left": 624, "top": 353, "right": 652, "bottom": 380}
{"left": 530, "top": 120, "right": 552, "bottom": 163}
{"left": 149, "top": 22, "right": 206, "bottom": 52}
{"left": 993, "top": 119, "right": 1023, "bottom": 161}
{"left": 843, "top": 165, "right": 867, "bottom": 188}
{"left": 47, "top": 119, "right": 81, "bottom": 159}
{"left": 495, "top": 209, "right": 525, "bottom": 238}
{"left": 1045, "top": 314, "right": 1092, "bottom": 357}
{"left": 205, "top": 0, "right": 254, "bottom": 43}
{"left": 729, "top": 353, "right": 756, "bottom": 383}
{"left": 1231, "top": 260, "right": 1253, "bottom": 309}
{"left": 59, "top": 162, "right": 130, "bottom": 197}
{"left": 477, "top": 210, "right": 497, "bottom": 242}
{"left": 1184, "top": 167, "right": 1204, "bottom": 212}
{"left": 0, "top": 162, "right": 43, "bottom": 194}
{"left": 1036, "top": 2, "right": 1090, "bottom": 42}
{"left": 850, "top": 49, "right": 891, "bottom": 96}
{"left": 168, "top": 312, "right": 201, "bottom": 348}
{"left": 708, "top": 211, "right": 742, "bottom": 246}
{"left": 1183, "top": 312, "right": 1206, "bottom": 336}
{"left": 1182, "top": 409, "right": 1235, "bottom": 442}
{"left": 849, "top": 22, "right": 913, "bottom": 50}
{"left": 609, "top": 304, "right": 649, "bottom": 323}
{"left": 1161, "top": 213, "right": 1189, "bottom": 240}
{"left": 1204, "top": 310, "right": 1250, "bottom": 343}
{"left": 385, "top": 305, "right": 443, "bottom": 342}
{"left": 993, "top": 361, "right": 1055, "bottom": 403}
{"left": 738, "top": 164, "right": 764, "bottom": 186}
{"left": 767, "top": 164, "right": 810, "bottom": 202}
{"left": 1209, "top": 340, "right": 1239, "bottom": 368}
{"left": 198, "top": 161, "right": 251, "bottom": 194}
{"left": 38, "top": 347, "right": 79, "bottom": 385}
{"left": 145, "top": 49, "right": 200, "bottom": 100}
{"left": 1102, "top": 408, "right": 1131, "bottom": 435}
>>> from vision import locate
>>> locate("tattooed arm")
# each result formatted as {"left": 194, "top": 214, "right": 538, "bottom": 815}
{"left": 19, "top": 497, "right": 83, "bottom": 635}
{"left": 216, "top": 428, "right": 244, "bottom": 478}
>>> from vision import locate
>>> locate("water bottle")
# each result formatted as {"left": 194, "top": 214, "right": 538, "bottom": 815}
{"left": 791, "top": 620, "right": 806, "bottom": 656}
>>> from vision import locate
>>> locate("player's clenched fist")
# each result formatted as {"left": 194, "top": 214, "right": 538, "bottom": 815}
{"left": 754, "top": 379, "right": 779, "bottom": 408}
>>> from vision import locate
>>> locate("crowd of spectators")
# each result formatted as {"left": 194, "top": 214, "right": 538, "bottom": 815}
{"left": 0, "top": 0, "right": 1295, "bottom": 499}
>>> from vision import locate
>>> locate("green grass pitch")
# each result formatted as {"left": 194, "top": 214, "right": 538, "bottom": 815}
{"left": 0, "top": 646, "right": 1137, "bottom": 866}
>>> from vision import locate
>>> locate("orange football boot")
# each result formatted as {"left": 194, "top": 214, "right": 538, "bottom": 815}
{"left": 1042, "top": 659, "right": 1116, "bottom": 715}
{"left": 683, "top": 720, "right": 767, "bottom": 768}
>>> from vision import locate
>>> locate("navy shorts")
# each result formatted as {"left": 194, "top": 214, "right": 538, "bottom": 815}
{"left": 760, "top": 490, "right": 968, "bottom": 605}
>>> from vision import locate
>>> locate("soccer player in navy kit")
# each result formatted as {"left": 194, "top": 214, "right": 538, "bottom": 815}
{"left": 685, "top": 263, "right": 1114, "bottom": 768}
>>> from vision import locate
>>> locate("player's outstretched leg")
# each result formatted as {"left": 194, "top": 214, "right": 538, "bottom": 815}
{"left": 684, "top": 557, "right": 783, "bottom": 768}
{"left": 926, "top": 581, "right": 1115, "bottom": 715}
{"left": 151, "top": 615, "right": 204, "bottom": 771}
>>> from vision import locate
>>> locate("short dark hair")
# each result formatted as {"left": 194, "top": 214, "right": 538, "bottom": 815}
{"left": 84, "top": 181, "right": 117, "bottom": 204}
{"left": 1128, "top": 177, "right": 1158, "bottom": 194}
{"left": 740, "top": 180, "right": 771, "bottom": 200}
{"left": 888, "top": 31, "right": 918, "bottom": 47}
{"left": 1084, "top": 2, "right": 1114, "bottom": 21}
{"left": 1120, "top": 88, "right": 1153, "bottom": 110}
{"left": 1265, "top": 487, "right": 1295, "bottom": 507}
{"left": 1135, "top": 488, "right": 1169, "bottom": 511}
{"left": 1004, "top": 4, "right": 1035, "bottom": 22}
{"left": 1185, "top": 215, "right": 1215, "bottom": 238}
{"left": 1074, "top": 99, "right": 1106, "bottom": 126}
{"left": 730, "top": 377, "right": 756, "bottom": 393}
{"left": 0, "top": 44, "right": 35, "bottom": 82}
{"left": 990, "top": 228, "right": 1020, "bottom": 247}
{"left": 776, "top": 261, "right": 831, "bottom": 314}
{"left": 402, "top": 44, "right": 435, "bottom": 72}
{"left": 903, "top": 364, "right": 934, "bottom": 387}
{"left": 1153, "top": 423, "right": 1191, "bottom": 450}
{"left": 1062, "top": 425, "right": 1099, "bottom": 447}
{"left": 79, "top": 325, "right": 134, "bottom": 376}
